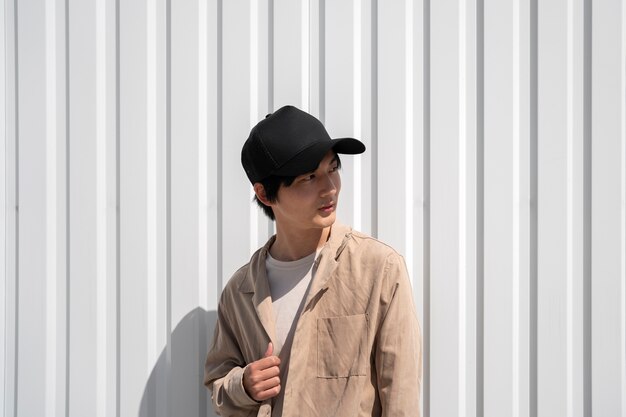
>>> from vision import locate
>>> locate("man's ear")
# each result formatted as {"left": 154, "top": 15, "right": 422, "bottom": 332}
{"left": 253, "top": 183, "right": 272, "bottom": 207}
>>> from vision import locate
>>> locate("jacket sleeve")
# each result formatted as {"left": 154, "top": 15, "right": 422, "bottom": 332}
{"left": 204, "top": 300, "right": 260, "bottom": 416}
{"left": 375, "top": 253, "right": 423, "bottom": 417}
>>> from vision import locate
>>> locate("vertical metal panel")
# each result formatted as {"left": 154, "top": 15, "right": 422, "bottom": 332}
{"left": 462, "top": 1, "right": 479, "bottom": 416}
{"left": 377, "top": 0, "right": 410, "bottom": 261}
{"left": 64, "top": 3, "right": 117, "bottom": 417}
{"left": 221, "top": 0, "right": 256, "bottom": 289}
{"left": 309, "top": 0, "right": 322, "bottom": 119}
{"left": 569, "top": 1, "right": 590, "bottom": 416}
{"left": 536, "top": 2, "right": 590, "bottom": 417}
{"left": 430, "top": 0, "right": 462, "bottom": 415}
{"left": 428, "top": 0, "right": 480, "bottom": 413}
{"left": 273, "top": 0, "right": 308, "bottom": 110}
{"left": 197, "top": 0, "right": 209, "bottom": 316}
{"left": 206, "top": 0, "right": 221, "bottom": 311}
{"left": 516, "top": 1, "right": 535, "bottom": 417}
{"left": 139, "top": 0, "right": 170, "bottom": 415}
{"left": 0, "top": 0, "right": 6, "bottom": 410}
{"left": 484, "top": 0, "right": 516, "bottom": 415}
{"left": 536, "top": 1, "right": 590, "bottom": 416}
{"left": 252, "top": 0, "right": 273, "bottom": 249}
{"left": 325, "top": 0, "right": 359, "bottom": 230}
{"left": 169, "top": 1, "right": 213, "bottom": 416}
{"left": 592, "top": 0, "right": 626, "bottom": 415}
{"left": 119, "top": 0, "right": 151, "bottom": 415}
{"left": 356, "top": 0, "right": 375, "bottom": 238}
{"left": 169, "top": 0, "right": 201, "bottom": 376}
{"left": 104, "top": 0, "right": 119, "bottom": 415}
{"left": 4, "top": 1, "right": 18, "bottom": 415}
{"left": 415, "top": 1, "right": 431, "bottom": 415}
{"left": 50, "top": 1, "right": 69, "bottom": 414}
{"left": 68, "top": 0, "right": 99, "bottom": 415}
{"left": 15, "top": 1, "right": 47, "bottom": 416}
{"left": 482, "top": 1, "right": 536, "bottom": 417}
{"left": 537, "top": 0, "right": 568, "bottom": 415}
{"left": 205, "top": 2, "right": 222, "bottom": 410}
{"left": 528, "top": 1, "right": 539, "bottom": 415}
{"left": 1, "top": 1, "right": 8, "bottom": 416}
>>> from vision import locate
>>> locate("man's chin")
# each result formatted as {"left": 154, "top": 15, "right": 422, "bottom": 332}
{"left": 317, "top": 212, "right": 337, "bottom": 227}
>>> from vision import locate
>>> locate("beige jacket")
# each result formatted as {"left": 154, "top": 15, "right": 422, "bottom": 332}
{"left": 204, "top": 224, "right": 422, "bottom": 417}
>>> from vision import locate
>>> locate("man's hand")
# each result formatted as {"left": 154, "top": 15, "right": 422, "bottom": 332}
{"left": 243, "top": 342, "right": 281, "bottom": 402}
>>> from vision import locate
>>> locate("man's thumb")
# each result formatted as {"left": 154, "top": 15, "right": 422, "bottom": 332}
{"left": 264, "top": 342, "right": 273, "bottom": 358}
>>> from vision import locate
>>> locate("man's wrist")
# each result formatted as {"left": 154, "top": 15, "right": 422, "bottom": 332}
{"left": 224, "top": 366, "right": 261, "bottom": 407}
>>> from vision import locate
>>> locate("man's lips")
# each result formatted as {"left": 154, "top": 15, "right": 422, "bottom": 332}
{"left": 319, "top": 202, "right": 335, "bottom": 211}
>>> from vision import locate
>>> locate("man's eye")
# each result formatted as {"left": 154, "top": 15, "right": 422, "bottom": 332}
{"left": 330, "top": 165, "right": 339, "bottom": 172}
{"left": 302, "top": 174, "right": 315, "bottom": 181}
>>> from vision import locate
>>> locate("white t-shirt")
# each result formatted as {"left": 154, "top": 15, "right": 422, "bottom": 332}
{"left": 265, "top": 250, "right": 320, "bottom": 415}
{"left": 265, "top": 250, "right": 318, "bottom": 352}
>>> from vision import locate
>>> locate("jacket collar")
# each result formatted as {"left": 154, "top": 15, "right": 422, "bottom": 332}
{"left": 238, "top": 222, "right": 353, "bottom": 294}
{"left": 238, "top": 234, "right": 275, "bottom": 295}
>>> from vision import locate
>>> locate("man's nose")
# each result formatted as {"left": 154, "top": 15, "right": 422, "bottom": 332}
{"left": 320, "top": 174, "right": 338, "bottom": 196}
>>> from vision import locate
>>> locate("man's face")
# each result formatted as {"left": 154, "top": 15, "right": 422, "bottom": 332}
{"left": 271, "top": 150, "right": 341, "bottom": 231}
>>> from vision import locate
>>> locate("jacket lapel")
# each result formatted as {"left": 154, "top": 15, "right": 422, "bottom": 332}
{"left": 239, "top": 240, "right": 278, "bottom": 350}
{"left": 303, "top": 223, "right": 352, "bottom": 310}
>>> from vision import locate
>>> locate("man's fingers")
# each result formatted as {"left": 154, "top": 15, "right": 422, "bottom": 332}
{"left": 249, "top": 376, "right": 281, "bottom": 393}
{"left": 246, "top": 364, "right": 280, "bottom": 384}
{"left": 264, "top": 342, "right": 273, "bottom": 358}
{"left": 249, "top": 354, "right": 280, "bottom": 371}
{"left": 254, "top": 383, "right": 282, "bottom": 401}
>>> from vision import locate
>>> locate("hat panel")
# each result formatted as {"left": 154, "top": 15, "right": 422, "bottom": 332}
{"left": 241, "top": 129, "right": 280, "bottom": 183}
{"left": 257, "top": 110, "right": 331, "bottom": 168}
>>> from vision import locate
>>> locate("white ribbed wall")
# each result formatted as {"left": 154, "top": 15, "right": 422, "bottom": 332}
{"left": 2, "top": 1, "right": 625, "bottom": 417}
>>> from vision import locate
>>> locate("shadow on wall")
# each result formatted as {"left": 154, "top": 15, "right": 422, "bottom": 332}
{"left": 139, "top": 307, "right": 219, "bottom": 417}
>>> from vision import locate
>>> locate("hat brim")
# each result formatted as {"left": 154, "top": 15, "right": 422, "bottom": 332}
{"left": 271, "top": 137, "right": 365, "bottom": 178}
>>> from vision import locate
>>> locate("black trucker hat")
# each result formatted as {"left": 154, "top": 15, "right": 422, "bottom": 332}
{"left": 241, "top": 105, "right": 366, "bottom": 184}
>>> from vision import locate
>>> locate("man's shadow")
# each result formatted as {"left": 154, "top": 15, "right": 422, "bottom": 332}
{"left": 139, "top": 307, "right": 218, "bottom": 417}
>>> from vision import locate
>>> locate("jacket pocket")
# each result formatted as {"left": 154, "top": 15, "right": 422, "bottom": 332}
{"left": 317, "top": 314, "right": 368, "bottom": 378}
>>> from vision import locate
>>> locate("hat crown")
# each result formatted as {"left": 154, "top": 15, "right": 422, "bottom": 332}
{"left": 251, "top": 106, "right": 331, "bottom": 166}
{"left": 241, "top": 105, "right": 365, "bottom": 184}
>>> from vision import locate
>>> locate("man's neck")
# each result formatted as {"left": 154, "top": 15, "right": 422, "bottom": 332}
{"left": 269, "top": 224, "right": 332, "bottom": 262}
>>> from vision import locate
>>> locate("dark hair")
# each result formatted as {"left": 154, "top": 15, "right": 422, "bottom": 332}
{"left": 254, "top": 154, "right": 342, "bottom": 220}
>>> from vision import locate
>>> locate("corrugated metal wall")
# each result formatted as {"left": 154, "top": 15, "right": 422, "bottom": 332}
{"left": 2, "top": 0, "right": 626, "bottom": 416}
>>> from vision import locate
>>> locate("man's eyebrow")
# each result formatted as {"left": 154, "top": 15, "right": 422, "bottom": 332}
{"left": 299, "top": 155, "right": 339, "bottom": 177}
{"left": 297, "top": 168, "right": 316, "bottom": 177}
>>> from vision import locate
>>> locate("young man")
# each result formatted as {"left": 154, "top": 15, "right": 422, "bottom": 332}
{"left": 204, "top": 105, "right": 422, "bottom": 417}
